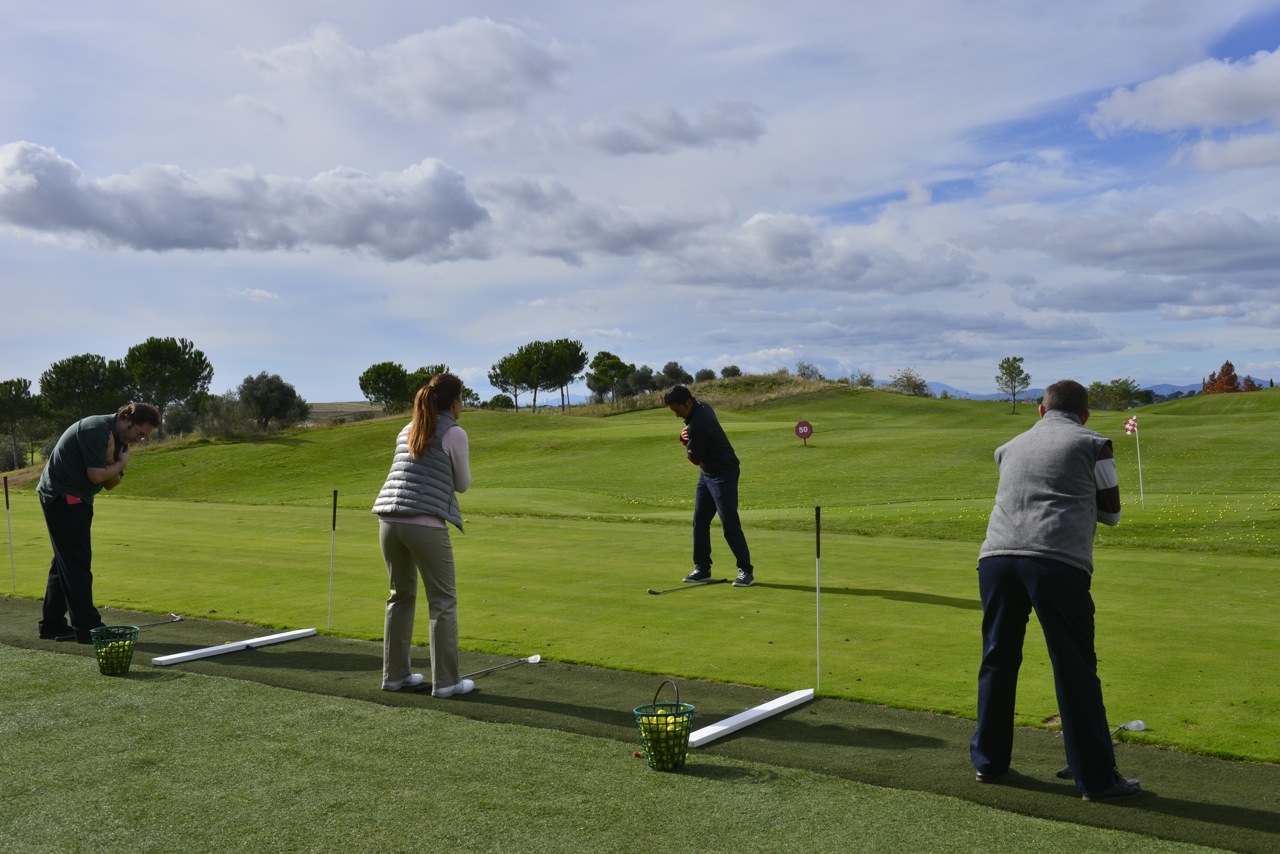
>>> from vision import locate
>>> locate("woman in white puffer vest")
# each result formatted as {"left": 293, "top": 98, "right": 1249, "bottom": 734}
{"left": 372, "top": 372, "right": 473, "bottom": 697}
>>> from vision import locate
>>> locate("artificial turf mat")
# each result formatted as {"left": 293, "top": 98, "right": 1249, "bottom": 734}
{"left": 3, "top": 596, "right": 1276, "bottom": 852}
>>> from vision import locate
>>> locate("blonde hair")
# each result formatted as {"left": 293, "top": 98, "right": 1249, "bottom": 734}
{"left": 407, "top": 373, "right": 463, "bottom": 458}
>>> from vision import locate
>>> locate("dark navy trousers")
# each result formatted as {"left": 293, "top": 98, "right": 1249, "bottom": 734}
{"left": 971, "top": 555, "right": 1118, "bottom": 794}
{"left": 692, "top": 468, "right": 752, "bottom": 573}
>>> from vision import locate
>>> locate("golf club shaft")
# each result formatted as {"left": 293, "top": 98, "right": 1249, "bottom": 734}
{"left": 647, "top": 578, "right": 730, "bottom": 595}
{"left": 462, "top": 657, "right": 533, "bottom": 679}
{"left": 136, "top": 614, "right": 182, "bottom": 628}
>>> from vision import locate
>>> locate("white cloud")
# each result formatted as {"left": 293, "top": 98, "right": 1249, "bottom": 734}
{"left": 1091, "top": 47, "right": 1280, "bottom": 134}
{"left": 1180, "top": 131, "right": 1280, "bottom": 170}
{"left": 5, "top": 2, "right": 1280, "bottom": 400}
{"left": 230, "top": 287, "right": 279, "bottom": 301}
{"left": 0, "top": 142, "right": 490, "bottom": 261}
{"left": 226, "top": 95, "right": 286, "bottom": 126}
{"left": 245, "top": 19, "right": 568, "bottom": 120}
{"left": 476, "top": 174, "right": 718, "bottom": 264}
{"left": 984, "top": 207, "right": 1280, "bottom": 277}
{"left": 576, "top": 100, "right": 765, "bottom": 155}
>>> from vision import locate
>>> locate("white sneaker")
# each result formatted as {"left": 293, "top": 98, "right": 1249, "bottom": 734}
{"left": 432, "top": 678, "right": 475, "bottom": 698}
{"left": 382, "top": 673, "right": 425, "bottom": 692}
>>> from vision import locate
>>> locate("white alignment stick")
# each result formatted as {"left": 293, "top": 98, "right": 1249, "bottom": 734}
{"left": 688, "top": 688, "right": 815, "bottom": 748}
{"left": 151, "top": 628, "right": 317, "bottom": 666}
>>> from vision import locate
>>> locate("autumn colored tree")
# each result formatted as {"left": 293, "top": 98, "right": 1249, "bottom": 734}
{"left": 1202, "top": 360, "right": 1242, "bottom": 394}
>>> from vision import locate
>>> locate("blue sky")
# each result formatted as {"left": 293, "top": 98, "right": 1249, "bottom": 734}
{"left": 3, "top": 1, "right": 1280, "bottom": 402}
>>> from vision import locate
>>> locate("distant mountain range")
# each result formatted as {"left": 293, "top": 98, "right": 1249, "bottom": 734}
{"left": 927, "top": 382, "right": 1202, "bottom": 400}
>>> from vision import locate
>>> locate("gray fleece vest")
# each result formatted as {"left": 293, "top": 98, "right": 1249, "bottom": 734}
{"left": 979, "top": 410, "right": 1110, "bottom": 574}
{"left": 371, "top": 411, "right": 464, "bottom": 531}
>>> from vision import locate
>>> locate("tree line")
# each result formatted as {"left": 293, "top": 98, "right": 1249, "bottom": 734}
{"left": 1, "top": 337, "right": 310, "bottom": 470}
{"left": 994, "top": 357, "right": 1272, "bottom": 414}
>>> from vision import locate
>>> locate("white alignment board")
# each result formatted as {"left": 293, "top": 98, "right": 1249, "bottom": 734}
{"left": 151, "top": 628, "right": 317, "bottom": 666}
{"left": 688, "top": 688, "right": 814, "bottom": 748}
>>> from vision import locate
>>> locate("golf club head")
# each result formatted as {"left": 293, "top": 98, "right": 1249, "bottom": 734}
{"left": 1112, "top": 719, "right": 1145, "bottom": 736}
{"left": 527, "top": 654, "right": 541, "bottom": 664}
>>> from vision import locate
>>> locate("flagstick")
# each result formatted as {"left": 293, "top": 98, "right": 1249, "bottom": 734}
{"left": 327, "top": 489, "right": 337, "bottom": 629}
{"left": 815, "top": 505, "right": 821, "bottom": 693}
{"left": 5, "top": 476, "right": 15, "bottom": 593}
{"left": 1134, "top": 431, "right": 1145, "bottom": 509}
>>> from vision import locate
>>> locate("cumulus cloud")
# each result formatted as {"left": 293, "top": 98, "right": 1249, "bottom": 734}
{"left": 985, "top": 207, "right": 1280, "bottom": 276}
{"left": 654, "top": 212, "right": 985, "bottom": 293}
{"left": 1090, "top": 47, "right": 1280, "bottom": 134}
{"left": 1179, "top": 131, "right": 1280, "bottom": 170}
{"left": 984, "top": 209, "right": 1280, "bottom": 326}
{"left": 476, "top": 174, "right": 719, "bottom": 265}
{"left": 576, "top": 100, "right": 765, "bottom": 155}
{"left": 245, "top": 19, "right": 568, "bottom": 120}
{"left": 0, "top": 142, "right": 490, "bottom": 261}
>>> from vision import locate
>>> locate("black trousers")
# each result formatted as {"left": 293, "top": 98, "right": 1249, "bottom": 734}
{"left": 970, "top": 555, "right": 1118, "bottom": 794}
{"left": 40, "top": 495, "right": 104, "bottom": 642}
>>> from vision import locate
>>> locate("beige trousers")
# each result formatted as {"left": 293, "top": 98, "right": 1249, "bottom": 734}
{"left": 379, "top": 521, "right": 460, "bottom": 688}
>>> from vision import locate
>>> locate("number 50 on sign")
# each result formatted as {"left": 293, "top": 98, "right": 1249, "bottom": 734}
{"left": 795, "top": 420, "right": 813, "bottom": 445}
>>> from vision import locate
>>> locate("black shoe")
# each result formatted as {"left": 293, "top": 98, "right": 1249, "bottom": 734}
{"left": 1082, "top": 773, "right": 1141, "bottom": 802}
{"left": 683, "top": 568, "right": 711, "bottom": 583}
{"left": 733, "top": 569, "right": 755, "bottom": 587}
{"left": 40, "top": 629, "right": 76, "bottom": 641}
{"left": 974, "top": 769, "right": 1007, "bottom": 783}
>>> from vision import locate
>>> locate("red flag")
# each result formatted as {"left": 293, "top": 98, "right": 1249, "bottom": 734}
{"left": 1124, "top": 416, "right": 1138, "bottom": 435}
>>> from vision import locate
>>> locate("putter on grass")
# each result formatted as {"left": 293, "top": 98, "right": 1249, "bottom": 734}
{"left": 462, "top": 654, "right": 541, "bottom": 680}
{"left": 1055, "top": 720, "right": 1145, "bottom": 778}
{"left": 647, "top": 578, "right": 731, "bottom": 595}
{"left": 136, "top": 613, "right": 183, "bottom": 629}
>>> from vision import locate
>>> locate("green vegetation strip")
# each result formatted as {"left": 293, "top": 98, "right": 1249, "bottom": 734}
{"left": 3, "top": 602, "right": 1274, "bottom": 852}
{"left": 3, "top": 386, "right": 1277, "bottom": 849}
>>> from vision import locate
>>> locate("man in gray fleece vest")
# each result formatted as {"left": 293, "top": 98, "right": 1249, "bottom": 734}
{"left": 971, "top": 379, "right": 1140, "bottom": 802}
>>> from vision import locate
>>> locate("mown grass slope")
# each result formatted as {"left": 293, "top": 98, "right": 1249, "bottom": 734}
{"left": 4, "top": 383, "right": 1277, "bottom": 763}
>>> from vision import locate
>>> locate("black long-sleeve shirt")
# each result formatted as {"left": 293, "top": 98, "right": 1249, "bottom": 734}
{"left": 682, "top": 400, "right": 740, "bottom": 476}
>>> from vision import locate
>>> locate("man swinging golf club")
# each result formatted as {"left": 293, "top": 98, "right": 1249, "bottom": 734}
{"left": 664, "top": 385, "right": 755, "bottom": 588}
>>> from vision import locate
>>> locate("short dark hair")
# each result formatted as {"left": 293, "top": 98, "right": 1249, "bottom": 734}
{"left": 1042, "top": 380, "right": 1088, "bottom": 418}
{"left": 662, "top": 385, "right": 693, "bottom": 406}
{"left": 118, "top": 402, "right": 161, "bottom": 427}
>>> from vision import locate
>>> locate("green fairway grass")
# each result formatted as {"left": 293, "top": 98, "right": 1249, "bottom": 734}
{"left": 2, "top": 643, "right": 1222, "bottom": 854}
{"left": 4, "top": 385, "right": 1277, "bottom": 766}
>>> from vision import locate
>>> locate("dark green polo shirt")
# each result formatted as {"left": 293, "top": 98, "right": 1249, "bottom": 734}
{"left": 36, "top": 415, "right": 116, "bottom": 506}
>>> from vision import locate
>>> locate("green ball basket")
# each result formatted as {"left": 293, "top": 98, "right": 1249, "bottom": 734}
{"left": 91, "top": 626, "right": 140, "bottom": 676}
{"left": 634, "top": 679, "right": 695, "bottom": 772}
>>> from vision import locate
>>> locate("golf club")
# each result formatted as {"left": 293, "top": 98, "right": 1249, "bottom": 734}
{"left": 136, "top": 613, "right": 183, "bottom": 629}
{"left": 647, "top": 578, "right": 731, "bottom": 595}
{"left": 1055, "top": 720, "right": 1145, "bottom": 778}
{"left": 461, "top": 654, "right": 541, "bottom": 680}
